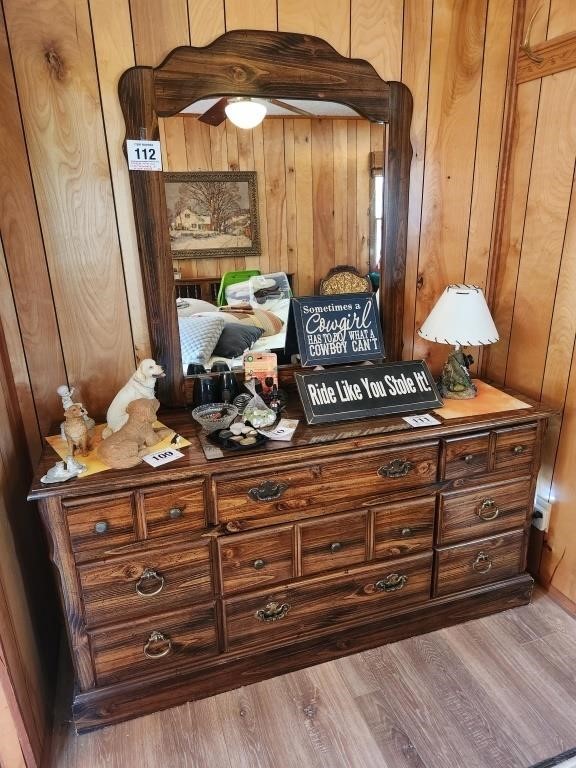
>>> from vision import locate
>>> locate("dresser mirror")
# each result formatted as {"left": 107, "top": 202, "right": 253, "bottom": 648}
{"left": 119, "top": 30, "right": 413, "bottom": 406}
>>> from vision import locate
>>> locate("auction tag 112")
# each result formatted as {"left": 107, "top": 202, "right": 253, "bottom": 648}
{"left": 126, "top": 140, "right": 163, "bottom": 171}
{"left": 142, "top": 447, "right": 184, "bottom": 468}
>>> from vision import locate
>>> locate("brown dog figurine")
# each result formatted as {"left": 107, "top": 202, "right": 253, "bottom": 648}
{"left": 97, "top": 398, "right": 161, "bottom": 469}
{"left": 62, "top": 403, "right": 90, "bottom": 457}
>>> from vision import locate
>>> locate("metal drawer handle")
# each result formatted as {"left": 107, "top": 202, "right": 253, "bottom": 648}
{"left": 513, "top": 445, "right": 525, "bottom": 455}
{"left": 375, "top": 573, "right": 408, "bottom": 592}
{"left": 252, "top": 559, "right": 266, "bottom": 570}
{"left": 377, "top": 459, "right": 414, "bottom": 479}
{"left": 401, "top": 527, "right": 413, "bottom": 537}
{"left": 136, "top": 568, "right": 165, "bottom": 597}
{"left": 463, "top": 454, "right": 474, "bottom": 464}
{"left": 248, "top": 480, "right": 288, "bottom": 502}
{"left": 94, "top": 520, "right": 108, "bottom": 535}
{"left": 144, "top": 630, "right": 172, "bottom": 659}
{"left": 168, "top": 507, "right": 183, "bottom": 519}
{"left": 255, "top": 601, "right": 290, "bottom": 622}
{"left": 477, "top": 498, "right": 500, "bottom": 521}
{"left": 329, "top": 542, "right": 343, "bottom": 554}
{"left": 472, "top": 552, "right": 492, "bottom": 574}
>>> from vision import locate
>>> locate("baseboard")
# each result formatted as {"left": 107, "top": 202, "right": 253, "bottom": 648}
{"left": 72, "top": 574, "right": 533, "bottom": 733}
{"left": 538, "top": 581, "right": 576, "bottom": 618}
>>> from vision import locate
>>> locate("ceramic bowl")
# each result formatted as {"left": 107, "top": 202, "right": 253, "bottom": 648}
{"left": 191, "top": 403, "right": 239, "bottom": 434}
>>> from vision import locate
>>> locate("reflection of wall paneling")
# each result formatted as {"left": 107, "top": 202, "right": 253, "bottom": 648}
{"left": 164, "top": 117, "right": 380, "bottom": 295}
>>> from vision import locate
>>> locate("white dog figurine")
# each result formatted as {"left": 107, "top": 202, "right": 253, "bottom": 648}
{"left": 102, "top": 359, "right": 165, "bottom": 438}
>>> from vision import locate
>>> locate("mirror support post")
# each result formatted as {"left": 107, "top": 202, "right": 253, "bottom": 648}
{"left": 119, "top": 67, "right": 184, "bottom": 405}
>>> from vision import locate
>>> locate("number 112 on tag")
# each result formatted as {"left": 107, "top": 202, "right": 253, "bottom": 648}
{"left": 126, "top": 140, "right": 163, "bottom": 171}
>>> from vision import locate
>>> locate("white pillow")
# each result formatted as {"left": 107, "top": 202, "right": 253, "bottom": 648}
{"left": 178, "top": 315, "right": 226, "bottom": 365}
{"left": 176, "top": 298, "right": 218, "bottom": 316}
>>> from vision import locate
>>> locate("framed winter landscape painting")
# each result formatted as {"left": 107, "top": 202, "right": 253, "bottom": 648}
{"left": 164, "top": 171, "right": 260, "bottom": 259}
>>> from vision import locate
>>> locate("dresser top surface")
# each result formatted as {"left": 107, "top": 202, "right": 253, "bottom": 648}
{"left": 29, "top": 381, "right": 554, "bottom": 502}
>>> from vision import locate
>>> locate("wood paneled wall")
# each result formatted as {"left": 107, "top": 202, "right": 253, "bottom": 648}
{"left": 484, "top": 0, "right": 576, "bottom": 605}
{"left": 164, "top": 118, "right": 383, "bottom": 295}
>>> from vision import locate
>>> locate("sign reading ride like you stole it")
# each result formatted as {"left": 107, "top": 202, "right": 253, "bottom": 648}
{"left": 287, "top": 294, "right": 384, "bottom": 367}
{"left": 295, "top": 361, "right": 443, "bottom": 425}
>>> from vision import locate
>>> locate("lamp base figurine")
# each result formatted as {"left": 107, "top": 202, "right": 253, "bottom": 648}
{"left": 438, "top": 348, "right": 477, "bottom": 399}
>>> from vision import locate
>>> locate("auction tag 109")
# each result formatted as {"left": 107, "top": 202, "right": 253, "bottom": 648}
{"left": 126, "top": 140, "right": 163, "bottom": 171}
{"left": 142, "top": 447, "right": 184, "bottom": 468}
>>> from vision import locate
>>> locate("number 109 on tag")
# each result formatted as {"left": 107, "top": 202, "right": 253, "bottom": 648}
{"left": 143, "top": 447, "right": 183, "bottom": 468}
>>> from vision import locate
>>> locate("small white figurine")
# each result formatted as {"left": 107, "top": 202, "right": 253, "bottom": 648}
{"left": 41, "top": 460, "right": 75, "bottom": 484}
{"left": 102, "top": 359, "right": 165, "bottom": 438}
{"left": 66, "top": 454, "right": 87, "bottom": 476}
{"left": 57, "top": 384, "right": 96, "bottom": 438}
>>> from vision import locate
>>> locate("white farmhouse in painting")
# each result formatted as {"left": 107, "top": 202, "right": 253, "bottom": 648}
{"left": 171, "top": 208, "right": 211, "bottom": 232}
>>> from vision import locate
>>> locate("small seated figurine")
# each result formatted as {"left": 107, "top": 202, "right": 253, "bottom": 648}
{"left": 97, "top": 398, "right": 161, "bottom": 469}
{"left": 62, "top": 403, "right": 90, "bottom": 457}
{"left": 103, "top": 359, "right": 165, "bottom": 438}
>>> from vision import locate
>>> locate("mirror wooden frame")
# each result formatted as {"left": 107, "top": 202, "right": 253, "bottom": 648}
{"left": 119, "top": 30, "right": 413, "bottom": 406}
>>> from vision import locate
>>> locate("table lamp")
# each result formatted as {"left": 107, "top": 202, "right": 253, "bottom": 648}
{"left": 417, "top": 284, "right": 499, "bottom": 399}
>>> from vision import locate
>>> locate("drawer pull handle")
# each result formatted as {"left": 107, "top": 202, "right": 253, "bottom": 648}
{"left": 377, "top": 459, "right": 414, "bottom": 479}
{"left": 256, "top": 601, "right": 290, "bottom": 623}
{"left": 168, "top": 507, "right": 183, "bottom": 519}
{"left": 135, "top": 568, "right": 165, "bottom": 597}
{"left": 375, "top": 573, "right": 407, "bottom": 592}
{"left": 477, "top": 498, "right": 500, "bottom": 521}
{"left": 144, "top": 630, "right": 172, "bottom": 659}
{"left": 472, "top": 552, "right": 492, "bottom": 574}
{"left": 401, "top": 527, "right": 413, "bottom": 537}
{"left": 329, "top": 542, "right": 343, "bottom": 554}
{"left": 94, "top": 520, "right": 108, "bottom": 535}
{"left": 463, "top": 454, "right": 474, "bottom": 464}
{"left": 513, "top": 445, "right": 525, "bottom": 455}
{"left": 252, "top": 559, "right": 266, "bottom": 570}
{"left": 248, "top": 481, "right": 288, "bottom": 502}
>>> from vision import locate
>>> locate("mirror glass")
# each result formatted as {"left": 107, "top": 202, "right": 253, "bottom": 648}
{"left": 162, "top": 98, "right": 385, "bottom": 374}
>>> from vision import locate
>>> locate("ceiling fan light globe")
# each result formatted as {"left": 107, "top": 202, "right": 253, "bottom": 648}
{"left": 224, "top": 98, "right": 267, "bottom": 129}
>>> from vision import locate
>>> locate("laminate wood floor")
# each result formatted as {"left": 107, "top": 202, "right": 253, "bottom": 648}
{"left": 50, "top": 592, "right": 576, "bottom": 768}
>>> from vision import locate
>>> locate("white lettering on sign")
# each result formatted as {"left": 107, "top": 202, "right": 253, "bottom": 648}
{"left": 126, "top": 140, "right": 163, "bottom": 171}
{"left": 142, "top": 447, "right": 184, "bottom": 467}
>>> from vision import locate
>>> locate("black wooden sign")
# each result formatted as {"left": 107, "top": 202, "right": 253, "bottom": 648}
{"left": 295, "top": 361, "right": 443, "bottom": 425}
{"left": 286, "top": 294, "right": 384, "bottom": 367}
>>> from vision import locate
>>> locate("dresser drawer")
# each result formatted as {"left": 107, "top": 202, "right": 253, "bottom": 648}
{"left": 78, "top": 541, "right": 212, "bottom": 627}
{"left": 219, "top": 526, "right": 294, "bottom": 595}
{"left": 214, "top": 442, "right": 439, "bottom": 531}
{"left": 64, "top": 494, "right": 137, "bottom": 560}
{"left": 442, "top": 432, "right": 490, "bottom": 479}
{"left": 140, "top": 480, "right": 206, "bottom": 539}
{"left": 90, "top": 604, "right": 218, "bottom": 686}
{"left": 434, "top": 529, "right": 525, "bottom": 597}
{"left": 438, "top": 477, "right": 532, "bottom": 545}
{"left": 373, "top": 495, "right": 435, "bottom": 559}
{"left": 224, "top": 553, "right": 432, "bottom": 653}
{"left": 299, "top": 511, "right": 368, "bottom": 576}
{"left": 494, "top": 425, "right": 537, "bottom": 472}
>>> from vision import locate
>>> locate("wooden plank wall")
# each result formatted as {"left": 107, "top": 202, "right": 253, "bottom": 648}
{"left": 483, "top": 0, "right": 576, "bottom": 605}
{"left": 164, "top": 118, "right": 381, "bottom": 295}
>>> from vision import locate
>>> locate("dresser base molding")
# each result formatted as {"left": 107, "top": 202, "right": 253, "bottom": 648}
{"left": 72, "top": 573, "right": 533, "bottom": 733}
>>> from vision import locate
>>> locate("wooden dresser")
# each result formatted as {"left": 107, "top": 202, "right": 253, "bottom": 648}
{"left": 29, "top": 387, "right": 552, "bottom": 732}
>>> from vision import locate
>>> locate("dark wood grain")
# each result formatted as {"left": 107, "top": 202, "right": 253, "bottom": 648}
{"left": 493, "top": 424, "right": 537, "bottom": 472}
{"left": 373, "top": 495, "right": 435, "bottom": 559}
{"left": 214, "top": 441, "right": 439, "bottom": 531}
{"left": 218, "top": 526, "right": 294, "bottom": 595}
{"left": 223, "top": 553, "right": 433, "bottom": 653}
{"left": 438, "top": 476, "right": 532, "bottom": 545}
{"left": 63, "top": 493, "right": 137, "bottom": 561}
{"left": 299, "top": 510, "right": 368, "bottom": 577}
{"left": 78, "top": 540, "right": 212, "bottom": 627}
{"left": 118, "top": 30, "right": 413, "bottom": 405}
{"left": 90, "top": 603, "right": 218, "bottom": 686}
{"left": 434, "top": 529, "right": 526, "bottom": 598}
{"left": 441, "top": 431, "right": 490, "bottom": 480}
{"left": 139, "top": 479, "right": 206, "bottom": 539}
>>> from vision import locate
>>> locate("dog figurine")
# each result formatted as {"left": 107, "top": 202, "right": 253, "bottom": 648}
{"left": 62, "top": 403, "right": 90, "bottom": 457}
{"left": 103, "top": 359, "right": 165, "bottom": 438}
{"left": 97, "top": 398, "right": 161, "bottom": 469}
